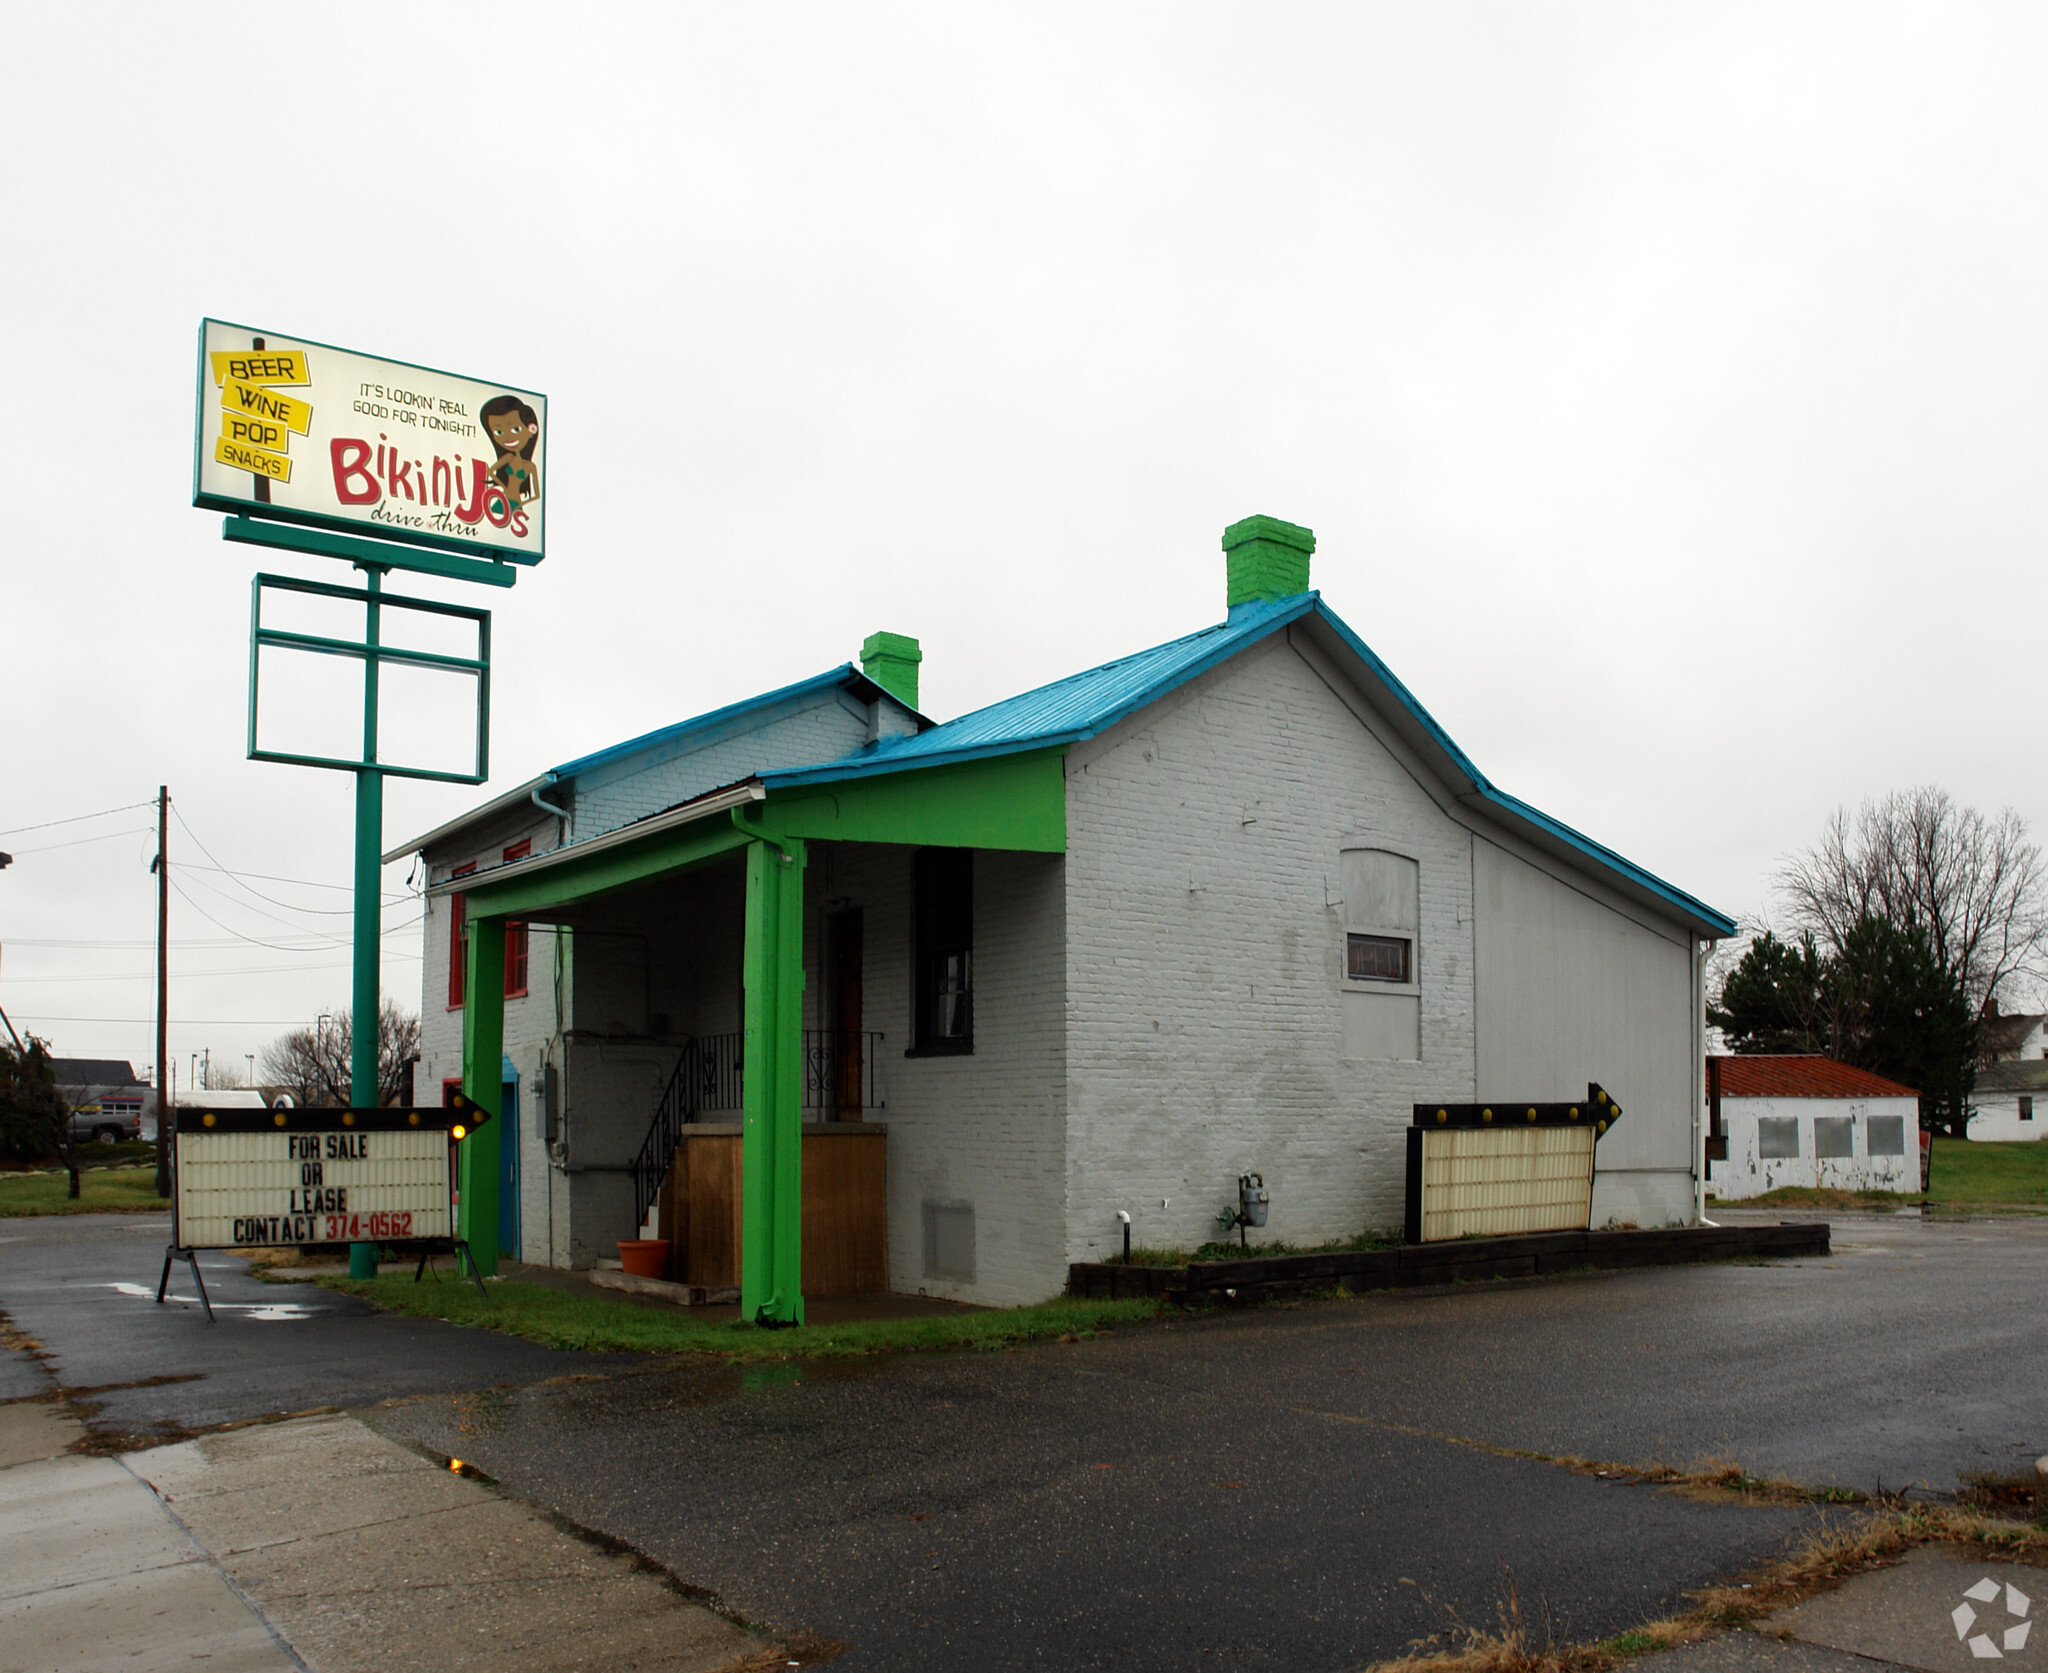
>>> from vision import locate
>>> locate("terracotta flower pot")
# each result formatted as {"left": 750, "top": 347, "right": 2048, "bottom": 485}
{"left": 617, "top": 1239, "right": 669, "bottom": 1280}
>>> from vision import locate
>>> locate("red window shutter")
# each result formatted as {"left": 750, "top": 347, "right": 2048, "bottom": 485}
{"left": 448, "top": 863, "right": 476, "bottom": 1009}
{"left": 503, "top": 842, "right": 531, "bottom": 997}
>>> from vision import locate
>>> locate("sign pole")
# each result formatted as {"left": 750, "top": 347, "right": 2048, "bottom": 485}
{"left": 347, "top": 567, "right": 386, "bottom": 1279}
{"left": 154, "top": 786, "right": 170, "bottom": 1199}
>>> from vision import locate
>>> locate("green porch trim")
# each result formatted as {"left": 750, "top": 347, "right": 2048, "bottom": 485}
{"left": 461, "top": 814, "right": 752, "bottom": 924}
{"left": 450, "top": 745, "right": 1063, "bottom": 1312}
{"left": 739, "top": 834, "right": 807, "bottom": 1324}
{"left": 458, "top": 914, "right": 505, "bottom": 1274}
{"left": 749, "top": 747, "right": 1067, "bottom": 851}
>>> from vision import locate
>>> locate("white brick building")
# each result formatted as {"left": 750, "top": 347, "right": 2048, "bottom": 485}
{"left": 391, "top": 516, "right": 1733, "bottom": 1314}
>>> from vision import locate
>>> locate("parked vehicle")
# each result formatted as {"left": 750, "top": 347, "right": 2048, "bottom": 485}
{"left": 67, "top": 1093, "right": 152, "bottom": 1145}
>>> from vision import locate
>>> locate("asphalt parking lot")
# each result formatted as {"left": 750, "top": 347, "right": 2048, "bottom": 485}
{"left": 2, "top": 1208, "right": 2042, "bottom": 1669}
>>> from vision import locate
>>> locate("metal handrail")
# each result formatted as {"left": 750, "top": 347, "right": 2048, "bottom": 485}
{"left": 628, "top": 1029, "right": 885, "bottom": 1230}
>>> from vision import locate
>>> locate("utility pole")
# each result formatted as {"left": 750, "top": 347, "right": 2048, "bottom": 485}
{"left": 153, "top": 787, "right": 169, "bottom": 1199}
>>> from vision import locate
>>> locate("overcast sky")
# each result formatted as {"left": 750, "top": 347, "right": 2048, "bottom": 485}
{"left": 4, "top": 4, "right": 2044, "bottom": 1082}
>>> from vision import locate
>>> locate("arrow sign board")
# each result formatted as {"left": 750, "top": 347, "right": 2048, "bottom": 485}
{"left": 193, "top": 319, "right": 547, "bottom": 565}
{"left": 173, "top": 1106, "right": 458, "bottom": 1249}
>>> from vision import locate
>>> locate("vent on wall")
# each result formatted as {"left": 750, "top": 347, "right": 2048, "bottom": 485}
{"left": 922, "top": 1201, "right": 975, "bottom": 1283}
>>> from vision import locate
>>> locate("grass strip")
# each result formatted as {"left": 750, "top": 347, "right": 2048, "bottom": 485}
{"left": 0, "top": 1165, "right": 168, "bottom": 1217}
{"left": 1718, "top": 1137, "right": 2048, "bottom": 1212}
{"left": 1366, "top": 1503, "right": 2048, "bottom": 1673}
{"left": 311, "top": 1271, "right": 1162, "bottom": 1359}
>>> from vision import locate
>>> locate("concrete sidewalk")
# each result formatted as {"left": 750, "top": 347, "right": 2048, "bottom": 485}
{"left": 0, "top": 1402, "right": 790, "bottom": 1673}
{"left": 1634, "top": 1546, "right": 2043, "bottom": 1673}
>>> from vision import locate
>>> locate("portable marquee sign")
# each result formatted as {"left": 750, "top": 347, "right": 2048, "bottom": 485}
{"left": 1404, "top": 1084, "right": 1623, "bottom": 1244}
{"left": 158, "top": 1094, "right": 495, "bottom": 1320}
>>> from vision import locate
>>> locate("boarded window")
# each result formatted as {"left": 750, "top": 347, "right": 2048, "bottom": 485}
{"left": 1340, "top": 848, "right": 1420, "bottom": 1061}
{"left": 922, "top": 1202, "right": 975, "bottom": 1282}
{"left": 1814, "top": 1116, "right": 1854, "bottom": 1159}
{"left": 1757, "top": 1117, "right": 1799, "bottom": 1159}
{"left": 1340, "top": 849, "right": 1418, "bottom": 971}
{"left": 1867, "top": 1116, "right": 1906, "bottom": 1156}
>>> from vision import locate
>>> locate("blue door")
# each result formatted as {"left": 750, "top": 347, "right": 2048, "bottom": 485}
{"left": 498, "top": 1060, "right": 520, "bottom": 1259}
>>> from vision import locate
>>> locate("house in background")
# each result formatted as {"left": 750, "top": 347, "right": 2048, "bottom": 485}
{"left": 1704, "top": 1054, "right": 1919, "bottom": 1198}
{"left": 1978, "top": 1004, "right": 2048, "bottom": 1065}
{"left": 391, "top": 515, "right": 1735, "bottom": 1315}
{"left": 1968, "top": 1060, "right": 2047, "bottom": 1142}
{"left": 51, "top": 1058, "right": 154, "bottom": 1142}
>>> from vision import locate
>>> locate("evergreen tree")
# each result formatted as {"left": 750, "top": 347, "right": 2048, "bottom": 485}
{"left": 1710, "top": 917, "right": 1976, "bottom": 1136}
{"left": 1708, "top": 931, "right": 1831, "bottom": 1053}
{"left": 0, "top": 1035, "right": 67, "bottom": 1161}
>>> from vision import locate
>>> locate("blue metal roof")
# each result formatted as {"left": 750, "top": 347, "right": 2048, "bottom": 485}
{"left": 762, "top": 595, "right": 1311, "bottom": 786}
{"left": 552, "top": 664, "right": 877, "bottom": 781}
{"left": 761, "top": 593, "right": 1736, "bottom": 938}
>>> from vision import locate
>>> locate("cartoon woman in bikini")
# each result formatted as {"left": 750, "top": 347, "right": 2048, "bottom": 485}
{"left": 478, "top": 394, "right": 541, "bottom": 507}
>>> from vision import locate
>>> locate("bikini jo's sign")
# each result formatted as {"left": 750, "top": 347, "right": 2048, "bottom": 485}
{"left": 172, "top": 1106, "right": 460, "bottom": 1250}
{"left": 193, "top": 319, "right": 547, "bottom": 563}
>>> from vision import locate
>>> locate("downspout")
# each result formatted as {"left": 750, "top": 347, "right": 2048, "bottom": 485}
{"left": 1694, "top": 938, "right": 1715, "bottom": 1226}
{"left": 532, "top": 773, "right": 570, "bottom": 841}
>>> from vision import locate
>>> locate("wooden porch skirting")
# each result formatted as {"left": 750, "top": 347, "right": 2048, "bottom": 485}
{"left": 663, "top": 1123, "right": 886, "bottom": 1297}
{"left": 1067, "top": 1221, "right": 1831, "bottom": 1304}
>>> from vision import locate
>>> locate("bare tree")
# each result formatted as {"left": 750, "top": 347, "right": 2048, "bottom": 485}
{"left": 1776, "top": 788, "right": 2048, "bottom": 1011}
{"left": 260, "top": 1002, "right": 422, "bottom": 1107}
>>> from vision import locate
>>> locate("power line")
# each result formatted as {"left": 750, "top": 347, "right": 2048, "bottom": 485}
{"left": 167, "top": 877, "right": 351, "bottom": 953}
{"left": 10, "top": 1013, "right": 350, "bottom": 1026}
{"left": 6, "top": 826, "right": 158, "bottom": 855}
{"left": 176, "top": 860, "right": 410, "bottom": 901}
{"left": 4, "top": 956, "right": 423, "bottom": 983}
{"left": 0, "top": 801, "right": 155, "bottom": 839}
{"left": 5, "top": 923, "right": 424, "bottom": 949}
{"left": 173, "top": 865, "right": 358, "bottom": 936}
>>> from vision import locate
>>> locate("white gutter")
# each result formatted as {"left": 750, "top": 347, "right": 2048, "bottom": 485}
{"left": 425, "top": 781, "right": 766, "bottom": 898}
{"left": 381, "top": 774, "right": 551, "bottom": 865}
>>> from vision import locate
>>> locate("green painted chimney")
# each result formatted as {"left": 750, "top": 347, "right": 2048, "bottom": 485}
{"left": 861, "top": 630, "right": 922, "bottom": 711}
{"left": 1223, "top": 514, "right": 1315, "bottom": 615}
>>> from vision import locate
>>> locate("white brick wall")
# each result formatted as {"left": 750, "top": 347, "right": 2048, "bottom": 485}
{"left": 801, "top": 841, "right": 1068, "bottom": 1307}
{"left": 1063, "top": 633, "right": 1478, "bottom": 1259}
{"left": 571, "top": 689, "right": 878, "bottom": 839}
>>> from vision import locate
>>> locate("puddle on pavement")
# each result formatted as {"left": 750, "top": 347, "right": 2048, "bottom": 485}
{"left": 100, "top": 1281, "right": 321, "bottom": 1322}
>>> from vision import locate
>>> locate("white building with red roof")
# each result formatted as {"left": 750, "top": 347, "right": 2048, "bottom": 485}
{"left": 1705, "top": 1055, "right": 1920, "bottom": 1200}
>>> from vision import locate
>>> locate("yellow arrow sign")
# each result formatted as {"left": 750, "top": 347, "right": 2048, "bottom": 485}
{"left": 209, "top": 348, "right": 310, "bottom": 387}
{"left": 221, "top": 378, "right": 312, "bottom": 434}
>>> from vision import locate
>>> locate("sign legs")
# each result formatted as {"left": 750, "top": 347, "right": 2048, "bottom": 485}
{"left": 156, "top": 1246, "right": 215, "bottom": 1323}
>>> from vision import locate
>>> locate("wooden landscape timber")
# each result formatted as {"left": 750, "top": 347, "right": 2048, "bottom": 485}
{"left": 1067, "top": 1221, "right": 1831, "bottom": 1304}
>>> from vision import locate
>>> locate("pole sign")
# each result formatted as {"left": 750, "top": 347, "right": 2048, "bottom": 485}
{"left": 172, "top": 1106, "right": 458, "bottom": 1249}
{"left": 193, "top": 319, "right": 547, "bottom": 565}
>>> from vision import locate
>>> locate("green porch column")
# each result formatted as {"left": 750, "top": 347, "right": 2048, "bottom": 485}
{"left": 740, "top": 834, "right": 807, "bottom": 1324}
{"left": 459, "top": 911, "right": 505, "bottom": 1276}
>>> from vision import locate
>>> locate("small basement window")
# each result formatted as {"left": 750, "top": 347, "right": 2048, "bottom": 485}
{"left": 1867, "top": 1116, "right": 1906, "bottom": 1155}
{"left": 1346, "top": 933, "right": 1411, "bottom": 984}
{"left": 1814, "top": 1116, "right": 1854, "bottom": 1159}
{"left": 1757, "top": 1117, "right": 1799, "bottom": 1159}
